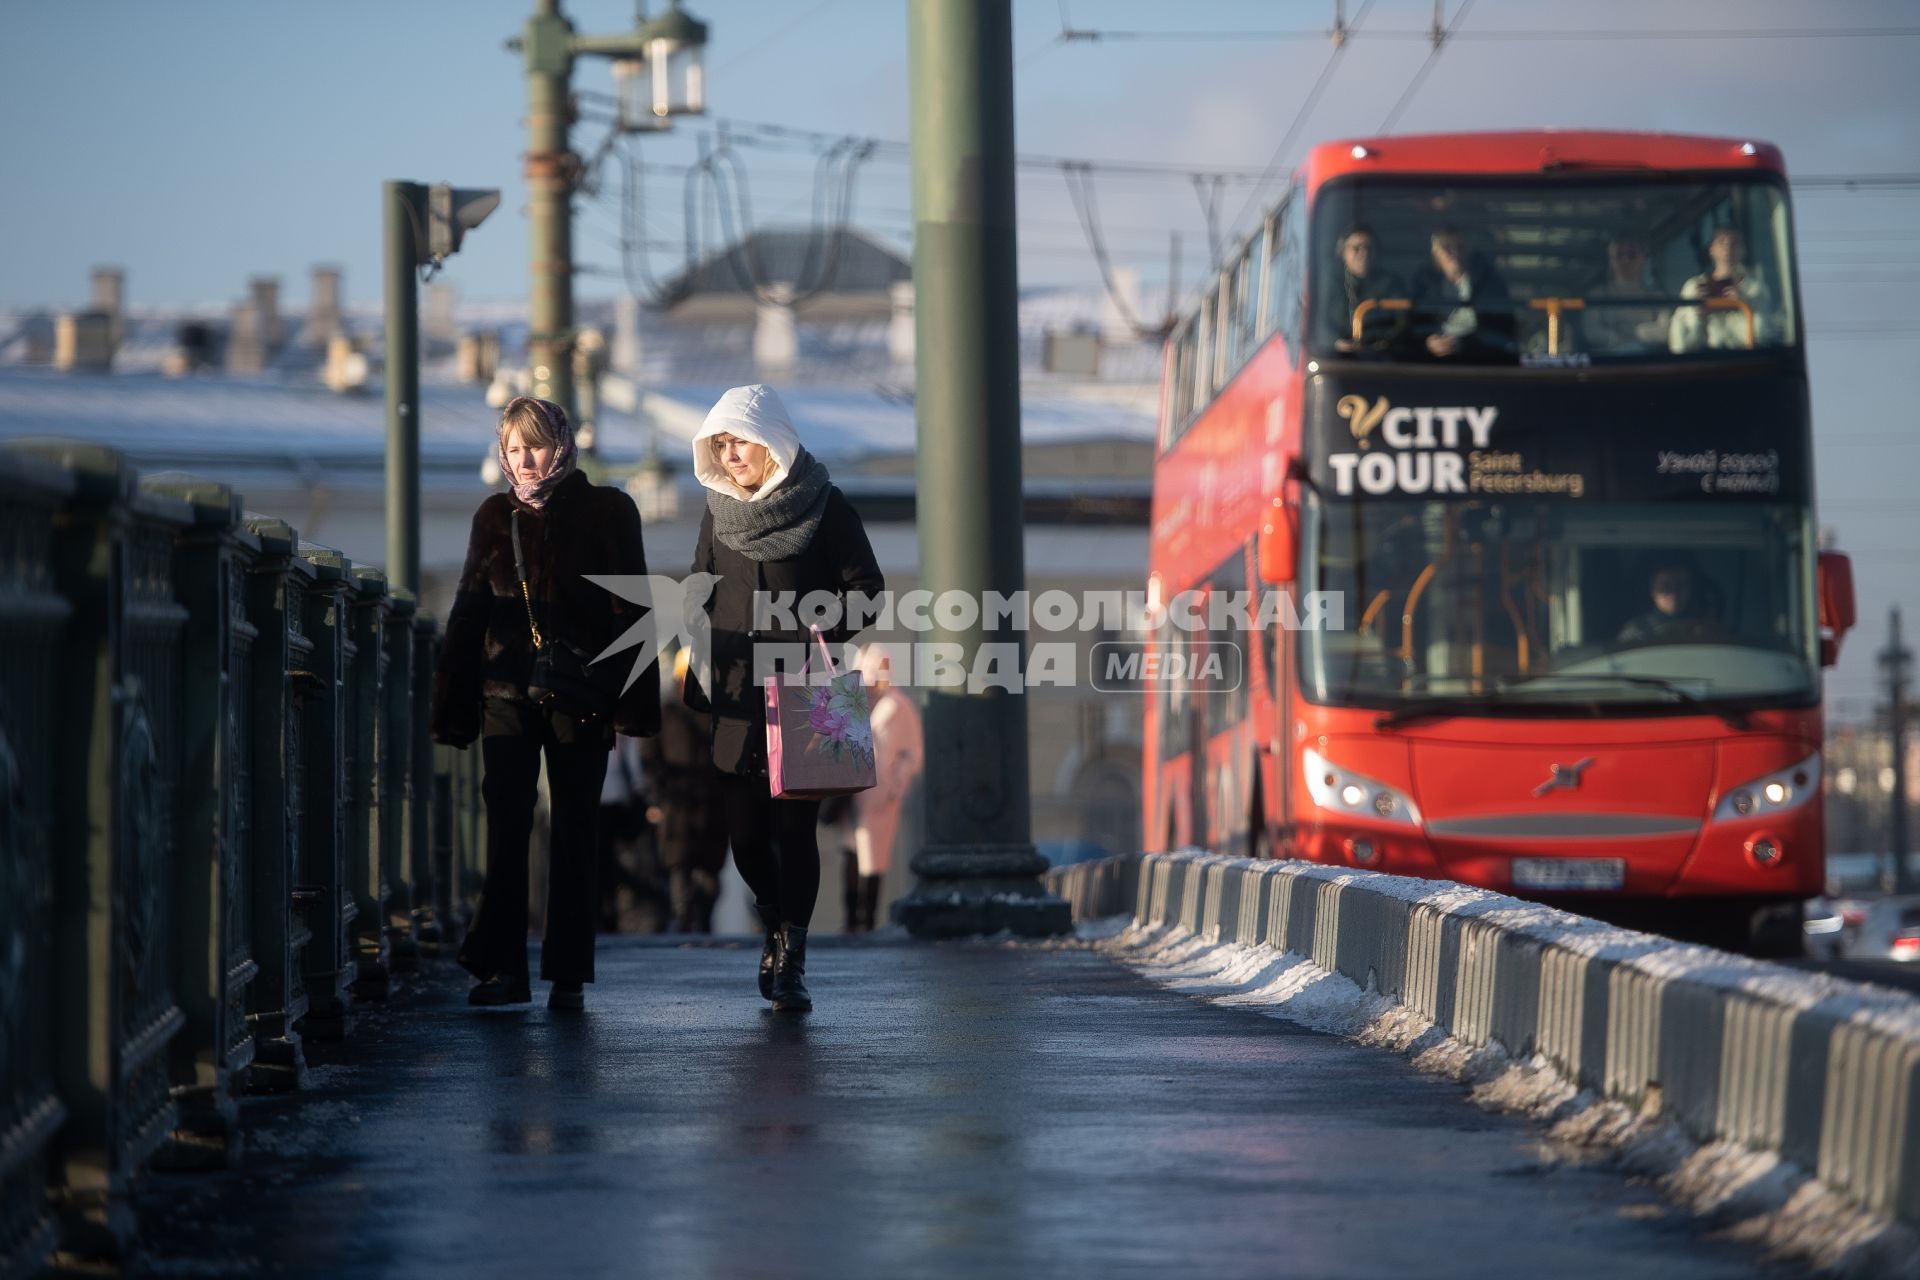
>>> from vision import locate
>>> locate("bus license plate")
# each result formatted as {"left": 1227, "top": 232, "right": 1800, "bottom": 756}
{"left": 1512, "top": 858, "right": 1626, "bottom": 892}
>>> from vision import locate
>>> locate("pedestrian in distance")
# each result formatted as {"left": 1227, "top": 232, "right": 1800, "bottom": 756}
{"left": 597, "top": 731, "right": 670, "bottom": 934}
{"left": 846, "top": 645, "right": 922, "bottom": 932}
{"left": 641, "top": 649, "right": 729, "bottom": 933}
{"left": 431, "top": 395, "right": 660, "bottom": 1012}
{"left": 688, "top": 384, "right": 884, "bottom": 1012}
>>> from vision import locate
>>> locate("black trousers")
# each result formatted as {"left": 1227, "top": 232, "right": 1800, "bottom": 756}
{"left": 720, "top": 771, "right": 822, "bottom": 929}
{"left": 460, "top": 711, "right": 611, "bottom": 984}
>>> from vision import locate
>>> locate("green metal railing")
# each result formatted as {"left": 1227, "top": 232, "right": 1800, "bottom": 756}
{"left": 0, "top": 444, "right": 477, "bottom": 1275}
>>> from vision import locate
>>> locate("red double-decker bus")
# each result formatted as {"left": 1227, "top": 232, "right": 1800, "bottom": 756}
{"left": 1143, "top": 131, "right": 1857, "bottom": 951}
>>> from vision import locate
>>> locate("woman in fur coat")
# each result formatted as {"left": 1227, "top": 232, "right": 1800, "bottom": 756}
{"left": 431, "top": 396, "right": 659, "bottom": 1011}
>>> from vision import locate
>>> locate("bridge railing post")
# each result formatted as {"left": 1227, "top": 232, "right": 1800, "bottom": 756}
{"left": 346, "top": 566, "right": 392, "bottom": 1000}
{"left": 382, "top": 589, "right": 420, "bottom": 972}
{"left": 294, "top": 546, "right": 356, "bottom": 1040}
{"left": 240, "top": 517, "right": 317, "bottom": 1092}
{"left": 142, "top": 476, "right": 261, "bottom": 1169}
{"left": 21, "top": 443, "right": 191, "bottom": 1262}
{"left": 410, "top": 617, "right": 452, "bottom": 953}
{"left": 0, "top": 450, "right": 75, "bottom": 1280}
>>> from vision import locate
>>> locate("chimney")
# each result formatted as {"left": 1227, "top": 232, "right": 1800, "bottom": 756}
{"left": 456, "top": 329, "right": 500, "bottom": 384}
{"left": 1101, "top": 266, "right": 1143, "bottom": 341}
{"left": 753, "top": 282, "right": 798, "bottom": 374}
{"left": 323, "top": 333, "right": 369, "bottom": 393}
{"left": 889, "top": 281, "right": 915, "bottom": 367}
{"left": 309, "top": 265, "right": 343, "bottom": 346}
{"left": 613, "top": 294, "right": 643, "bottom": 373}
{"left": 54, "top": 312, "right": 115, "bottom": 373}
{"left": 90, "top": 267, "right": 125, "bottom": 350}
{"left": 19, "top": 313, "right": 55, "bottom": 366}
{"left": 424, "top": 282, "right": 457, "bottom": 344}
{"left": 250, "top": 276, "right": 282, "bottom": 351}
{"left": 226, "top": 302, "right": 266, "bottom": 374}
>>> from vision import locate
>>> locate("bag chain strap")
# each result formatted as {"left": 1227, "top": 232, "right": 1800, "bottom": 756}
{"left": 510, "top": 510, "right": 545, "bottom": 651}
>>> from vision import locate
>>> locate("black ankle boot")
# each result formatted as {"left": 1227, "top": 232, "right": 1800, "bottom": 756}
{"left": 858, "top": 875, "right": 883, "bottom": 933}
{"left": 841, "top": 851, "right": 861, "bottom": 932}
{"left": 757, "top": 904, "right": 782, "bottom": 1001}
{"left": 770, "top": 925, "right": 811, "bottom": 1012}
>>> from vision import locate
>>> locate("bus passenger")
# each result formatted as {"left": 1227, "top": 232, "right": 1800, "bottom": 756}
{"left": 1412, "top": 228, "right": 1514, "bottom": 360}
{"left": 1582, "top": 235, "right": 1670, "bottom": 353}
{"left": 1670, "top": 226, "right": 1775, "bottom": 353}
{"left": 1320, "top": 225, "right": 1406, "bottom": 353}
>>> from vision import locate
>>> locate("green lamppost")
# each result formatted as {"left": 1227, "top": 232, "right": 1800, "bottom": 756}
{"left": 511, "top": 0, "right": 709, "bottom": 444}
{"left": 385, "top": 181, "right": 498, "bottom": 595}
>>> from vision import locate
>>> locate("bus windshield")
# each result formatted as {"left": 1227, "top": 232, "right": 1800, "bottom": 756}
{"left": 1302, "top": 499, "right": 1817, "bottom": 712}
{"left": 1310, "top": 176, "right": 1798, "bottom": 365}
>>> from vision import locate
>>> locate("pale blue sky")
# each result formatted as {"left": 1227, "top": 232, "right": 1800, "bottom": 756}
{"left": 3, "top": 0, "right": 1919, "bottom": 712}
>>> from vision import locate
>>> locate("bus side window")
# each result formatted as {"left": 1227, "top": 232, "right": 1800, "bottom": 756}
{"left": 1264, "top": 202, "right": 1290, "bottom": 342}
{"left": 1235, "top": 246, "right": 1260, "bottom": 371}
{"left": 1279, "top": 180, "right": 1307, "bottom": 352}
{"left": 1165, "top": 319, "right": 1196, "bottom": 450}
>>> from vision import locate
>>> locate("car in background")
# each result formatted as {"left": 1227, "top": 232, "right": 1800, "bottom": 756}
{"left": 1843, "top": 895, "right": 1920, "bottom": 962}
{"left": 1804, "top": 896, "right": 1846, "bottom": 960}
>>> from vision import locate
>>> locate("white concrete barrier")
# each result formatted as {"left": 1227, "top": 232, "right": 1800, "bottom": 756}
{"left": 1045, "top": 850, "right": 1920, "bottom": 1230}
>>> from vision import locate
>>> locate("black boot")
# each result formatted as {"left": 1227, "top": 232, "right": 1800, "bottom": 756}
{"left": 468, "top": 976, "right": 532, "bottom": 1007}
{"left": 841, "top": 850, "right": 861, "bottom": 932}
{"left": 858, "top": 875, "right": 883, "bottom": 933}
{"left": 770, "top": 925, "right": 811, "bottom": 1012}
{"left": 757, "top": 903, "right": 782, "bottom": 1001}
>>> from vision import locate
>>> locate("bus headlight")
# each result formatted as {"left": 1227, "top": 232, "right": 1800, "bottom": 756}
{"left": 1712, "top": 752, "right": 1819, "bottom": 825}
{"left": 1305, "top": 748, "right": 1422, "bottom": 828}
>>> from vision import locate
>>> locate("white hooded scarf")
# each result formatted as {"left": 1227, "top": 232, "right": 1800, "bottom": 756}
{"left": 692, "top": 383, "right": 803, "bottom": 503}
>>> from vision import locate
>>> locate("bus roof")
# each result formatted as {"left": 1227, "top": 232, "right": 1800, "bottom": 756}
{"left": 1303, "top": 131, "right": 1786, "bottom": 190}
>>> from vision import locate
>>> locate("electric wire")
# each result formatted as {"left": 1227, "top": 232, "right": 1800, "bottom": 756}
{"left": 1378, "top": 0, "right": 1476, "bottom": 134}
{"left": 1224, "top": 0, "right": 1377, "bottom": 238}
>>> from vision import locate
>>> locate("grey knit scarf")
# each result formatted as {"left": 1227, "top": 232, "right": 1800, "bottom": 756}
{"left": 708, "top": 447, "right": 832, "bottom": 562}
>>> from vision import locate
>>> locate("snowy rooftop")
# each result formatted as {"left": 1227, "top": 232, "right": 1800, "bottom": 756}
{"left": 0, "top": 282, "right": 1161, "bottom": 494}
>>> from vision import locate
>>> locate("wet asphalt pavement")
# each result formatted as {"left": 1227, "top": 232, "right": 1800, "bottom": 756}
{"left": 134, "top": 935, "right": 1800, "bottom": 1279}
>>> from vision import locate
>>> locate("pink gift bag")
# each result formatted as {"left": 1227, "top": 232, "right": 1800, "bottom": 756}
{"left": 763, "top": 630, "right": 878, "bottom": 800}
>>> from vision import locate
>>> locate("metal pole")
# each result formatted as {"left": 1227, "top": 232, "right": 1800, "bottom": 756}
{"left": 1884, "top": 605, "right": 1913, "bottom": 893}
{"left": 893, "top": 0, "right": 1067, "bottom": 939}
{"left": 523, "top": 0, "right": 577, "bottom": 425}
{"left": 384, "top": 180, "right": 423, "bottom": 594}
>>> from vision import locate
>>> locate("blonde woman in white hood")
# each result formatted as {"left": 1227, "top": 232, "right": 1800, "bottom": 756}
{"left": 689, "top": 384, "right": 883, "bottom": 1012}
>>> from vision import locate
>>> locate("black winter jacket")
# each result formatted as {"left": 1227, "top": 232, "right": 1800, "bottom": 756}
{"left": 690, "top": 486, "right": 884, "bottom": 773}
{"left": 431, "top": 470, "right": 661, "bottom": 745}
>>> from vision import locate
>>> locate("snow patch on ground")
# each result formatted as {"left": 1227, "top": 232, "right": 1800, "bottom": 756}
{"left": 1097, "top": 921, "right": 1920, "bottom": 1279}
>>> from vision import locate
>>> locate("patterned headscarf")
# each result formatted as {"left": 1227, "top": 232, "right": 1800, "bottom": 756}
{"left": 497, "top": 396, "right": 579, "bottom": 510}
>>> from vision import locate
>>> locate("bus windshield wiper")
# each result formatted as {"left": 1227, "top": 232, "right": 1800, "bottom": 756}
{"left": 1516, "top": 673, "right": 1751, "bottom": 728}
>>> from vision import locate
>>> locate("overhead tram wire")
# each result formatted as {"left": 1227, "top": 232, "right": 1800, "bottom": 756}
{"left": 1063, "top": 162, "right": 1172, "bottom": 339}
{"left": 1223, "top": 0, "right": 1377, "bottom": 242}
{"left": 1192, "top": 174, "right": 1226, "bottom": 270}
{"left": 1016, "top": 0, "right": 1074, "bottom": 70}
{"left": 708, "top": 116, "right": 1268, "bottom": 186}
{"left": 711, "top": 0, "right": 841, "bottom": 73}
{"left": 1378, "top": 0, "right": 1476, "bottom": 135}
{"left": 683, "top": 128, "right": 876, "bottom": 307}
{"left": 1041, "top": 23, "right": 1920, "bottom": 43}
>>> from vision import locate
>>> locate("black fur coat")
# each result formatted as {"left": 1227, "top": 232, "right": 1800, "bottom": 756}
{"left": 431, "top": 470, "right": 660, "bottom": 745}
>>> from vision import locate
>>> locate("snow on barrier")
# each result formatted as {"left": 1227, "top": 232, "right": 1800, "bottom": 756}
{"left": 1044, "top": 850, "right": 1920, "bottom": 1231}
